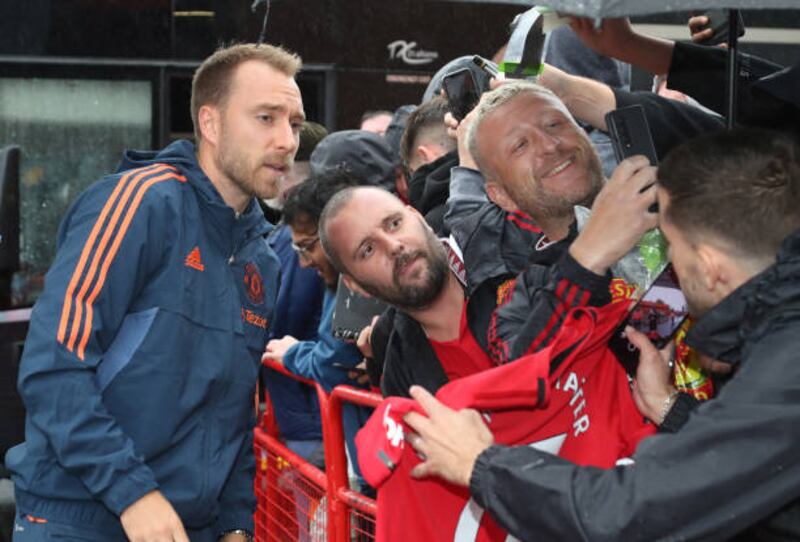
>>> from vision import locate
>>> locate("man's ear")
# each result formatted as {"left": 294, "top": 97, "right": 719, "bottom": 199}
{"left": 343, "top": 274, "right": 372, "bottom": 298}
{"left": 695, "top": 243, "right": 725, "bottom": 293}
{"left": 485, "top": 180, "right": 520, "bottom": 213}
{"left": 198, "top": 105, "right": 221, "bottom": 147}
{"left": 416, "top": 144, "right": 438, "bottom": 166}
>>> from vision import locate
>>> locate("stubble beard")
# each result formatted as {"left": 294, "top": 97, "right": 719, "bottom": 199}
{"left": 519, "top": 146, "right": 604, "bottom": 221}
{"left": 358, "top": 227, "right": 449, "bottom": 311}
{"left": 217, "top": 133, "right": 286, "bottom": 201}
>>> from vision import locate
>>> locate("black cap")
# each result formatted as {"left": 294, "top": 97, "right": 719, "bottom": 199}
{"left": 310, "top": 130, "right": 396, "bottom": 191}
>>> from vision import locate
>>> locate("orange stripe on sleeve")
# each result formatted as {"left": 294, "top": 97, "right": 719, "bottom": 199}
{"left": 56, "top": 164, "right": 163, "bottom": 344}
{"left": 76, "top": 171, "right": 184, "bottom": 360}
{"left": 64, "top": 165, "right": 174, "bottom": 353}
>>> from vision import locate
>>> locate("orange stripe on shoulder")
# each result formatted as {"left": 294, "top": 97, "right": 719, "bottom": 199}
{"left": 57, "top": 164, "right": 163, "bottom": 344}
{"left": 75, "top": 169, "right": 184, "bottom": 359}
{"left": 65, "top": 165, "right": 176, "bottom": 352}
{"left": 58, "top": 164, "right": 179, "bottom": 357}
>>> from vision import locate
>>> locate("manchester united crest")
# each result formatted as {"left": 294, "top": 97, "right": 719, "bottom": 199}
{"left": 243, "top": 262, "right": 264, "bottom": 305}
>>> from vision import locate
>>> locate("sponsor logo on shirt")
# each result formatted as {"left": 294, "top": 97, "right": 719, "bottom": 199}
{"left": 495, "top": 278, "right": 516, "bottom": 306}
{"left": 610, "top": 277, "right": 637, "bottom": 302}
{"left": 241, "top": 308, "right": 268, "bottom": 330}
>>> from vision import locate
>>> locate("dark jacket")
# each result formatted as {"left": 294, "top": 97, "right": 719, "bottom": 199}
{"left": 667, "top": 41, "right": 799, "bottom": 133}
{"left": 407, "top": 150, "right": 458, "bottom": 236}
{"left": 262, "top": 225, "right": 325, "bottom": 442}
{"left": 487, "top": 238, "right": 611, "bottom": 365}
{"left": 470, "top": 229, "right": 800, "bottom": 541}
{"left": 612, "top": 88, "right": 725, "bottom": 161}
{"left": 6, "top": 140, "right": 278, "bottom": 534}
{"left": 443, "top": 166, "right": 545, "bottom": 289}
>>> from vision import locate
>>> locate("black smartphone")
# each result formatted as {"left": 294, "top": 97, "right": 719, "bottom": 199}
{"left": 609, "top": 264, "right": 690, "bottom": 377}
{"left": 605, "top": 105, "right": 659, "bottom": 167}
{"left": 605, "top": 104, "right": 659, "bottom": 212}
{"left": 331, "top": 276, "right": 388, "bottom": 341}
{"left": 698, "top": 10, "right": 745, "bottom": 46}
{"left": 442, "top": 67, "right": 481, "bottom": 122}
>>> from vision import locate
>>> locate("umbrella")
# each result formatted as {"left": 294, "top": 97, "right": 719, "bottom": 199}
{"left": 508, "top": 0, "right": 798, "bottom": 19}
{"left": 449, "top": 0, "right": 797, "bottom": 128}
{"left": 532, "top": 0, "right": 797, "bottom": 128}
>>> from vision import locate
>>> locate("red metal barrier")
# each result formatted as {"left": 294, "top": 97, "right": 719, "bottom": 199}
{"left": 257, "top": 357, "right": 335, "bottom": 542}
{"left": 254, "top": 428, "right": 329, "bottom": 541}
{"left": 326, "top": 386, "right": 383, "bottom": 542}
{"left": 256, "top": 358, "right": 383, "bottom": 542}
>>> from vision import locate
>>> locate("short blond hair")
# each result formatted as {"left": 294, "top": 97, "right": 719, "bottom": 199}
{"left": 191, "top": 43, "right": 302, "bottom": 141}
{"left": 466, "top": 80, "right": 573, "bottom": 177}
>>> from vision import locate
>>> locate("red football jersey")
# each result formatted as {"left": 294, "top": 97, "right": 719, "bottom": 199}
{"left": 356, "top": 302, "right": 655, "bottom": 542}
{"left": 430, "top": 303, "right": 495, "bottom": 381}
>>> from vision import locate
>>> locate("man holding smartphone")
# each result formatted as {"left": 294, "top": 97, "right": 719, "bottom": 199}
{"left": 405, "top": 128, "right": 800, "bottom": 541}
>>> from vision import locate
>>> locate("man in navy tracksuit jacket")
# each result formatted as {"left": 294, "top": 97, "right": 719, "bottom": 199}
{"left": 5, "top": 43, "right": 306, "bottom": 541}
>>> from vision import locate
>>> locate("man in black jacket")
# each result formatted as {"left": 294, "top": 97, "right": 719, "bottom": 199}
{"left": 405, "top": 127, "right": 800, "bottom": 541}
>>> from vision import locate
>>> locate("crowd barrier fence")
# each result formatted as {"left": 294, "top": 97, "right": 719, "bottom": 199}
{"left": 256, "top": 357, "right": 382, "bottom": 542}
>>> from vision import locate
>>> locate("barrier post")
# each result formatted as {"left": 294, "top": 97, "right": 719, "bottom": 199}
{"left": 257, "top": 356, "right": 331, "bottom": 541}
{"left": 327, "top": 386, "right": 383, "bottom": 542}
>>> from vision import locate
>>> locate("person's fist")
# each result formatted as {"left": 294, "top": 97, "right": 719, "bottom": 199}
{"left": 120, "top": 491, "right": 189, "bottom": 542}
{"left": 264, "top": 335, "right": 299, "bottom": 363}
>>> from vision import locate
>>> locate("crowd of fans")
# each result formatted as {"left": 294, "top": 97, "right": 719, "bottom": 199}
{"left": 5, "top": 10, "right": 800, "bottom": 542}
{"left": 261, "top": 14, "right": 800, "bottom": 542}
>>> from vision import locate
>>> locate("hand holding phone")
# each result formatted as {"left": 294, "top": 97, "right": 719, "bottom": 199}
{"left": 609, "top": 264, "right": 689, "bottom": 376}
{"left": 626, "top": 325, "right": 677, "bottom": 424}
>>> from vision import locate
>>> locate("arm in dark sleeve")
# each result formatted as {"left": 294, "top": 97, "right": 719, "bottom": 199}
{"left": 488, "top": 251, "right": 611, "bottom": 364}
{"left": 469, "top": 327, "right": 800, "bottom": 541}
{"left": 667, "top": 41, "right": 783, "bottom": 119}
{"left": 611, "top": 88, "right": 724, "bottom": 160}
{"left": 658, "top": 392, "right": 700, "bottom": 433}
{"left": 443, "top": 166, "right": 489, "bottom": 234}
